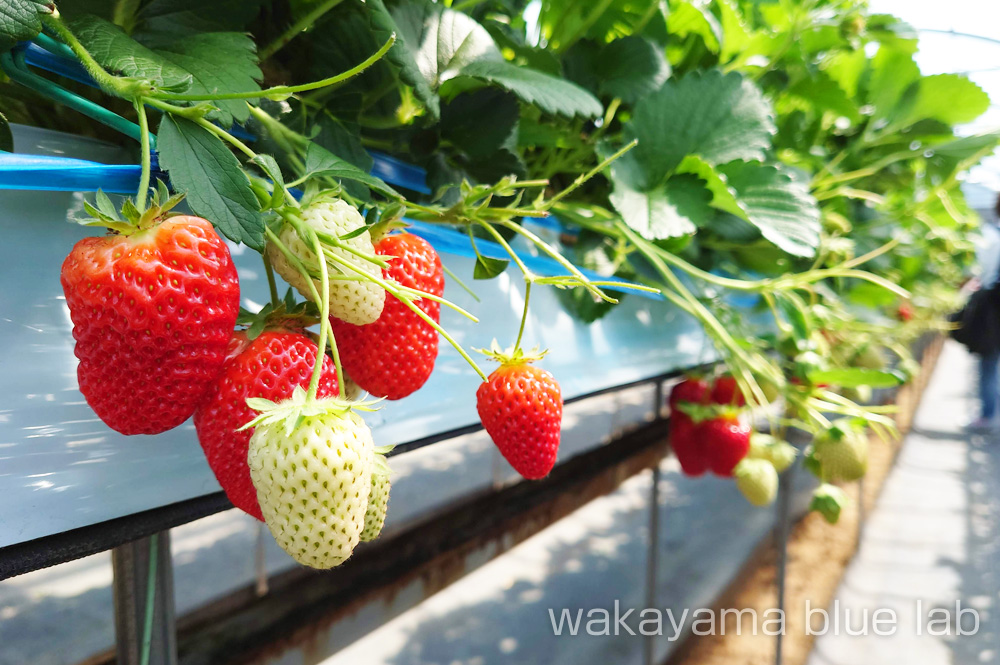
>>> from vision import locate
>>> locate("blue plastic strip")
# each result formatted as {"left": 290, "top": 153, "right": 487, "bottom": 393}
{"left": 0, "top": 151, "right": 663, "bottom": 299}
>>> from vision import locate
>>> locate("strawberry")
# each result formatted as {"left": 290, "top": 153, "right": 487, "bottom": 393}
{"left": 476, "top": 345, "right": 563, "bottom": 480}
{"left": 813, "top": 420, "right": 868, "bottom": 481}
{"left": 699, "top": 416, "right": 751, "bottom": 477}
{"left": 194, "top": 330, "right": 339, "bottom": 520}
{"left": 733, "top": 458, "right": 779, "bottom": 506}
{"left": 268, "top": 196, "right": 385, "bottom": 325}
{"left": 331, "top": 233, "right": 443, "bottom": 399}
{"left": 748, "top": 432, "right": 797, "bottom": 472}
{"left": 897, "top": 303, "right": 914, "bottom": 322}
{"left": 670, "top": 414, "right": 708, "bottom": 476}
{"left": 246, "top": 390, "right": 375, "bottom": 569}
{"left": 360, "top": 447, "right": 393, "bottom": 542}
{"left": 61, "top": 214, "right": 240, "bottom": 435}
{"left": 669, "top": 377, "right": 709, "bottom": 409}
{"left": 711, "top": 375, "right": 746, "bottom": 407}
{"left": 811, "top": 483, "right": 848, "bottom": 524}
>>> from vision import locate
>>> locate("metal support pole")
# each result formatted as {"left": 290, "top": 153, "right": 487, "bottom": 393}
{"left": 773, "top": 465, "right": 794, "bottom": 665}
{"left": 644, "top": 464, "right": 662, "bottom": 665}
{"left": 112, "top": 532, "right": 177, "bottom": 665}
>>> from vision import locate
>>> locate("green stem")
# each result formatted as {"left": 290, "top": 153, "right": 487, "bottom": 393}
{"left": 514, "top": 279, "right": 533, "bottom": 351}
{"left": 307, "top": 230, "right": 340, "bottom": 395}
{"left": 42, "top": 10, "right": 151, "bottom": 99}
{"left": 259, "top": 0, "right": 346, "bottom": 61}
{"left": 474, "top": 222, "right": 531, "bottom": 276}
{"left": 264, "top": 254, "right": 280, "bottom": 307}
{"left": 544, "top": 139, "right": 637, "bottom": 209}
{"left": 156, "top": 34, "right": 395, "bottom": 102}
{"left": 321, "top": 248, "right": 488, "bottom": 381}
{"left": 134, "top": 98, "right": 151, "bottom": 210}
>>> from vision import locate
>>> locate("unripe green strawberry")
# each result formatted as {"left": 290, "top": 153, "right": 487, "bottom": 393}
{"left": 748, "top": 432, "right": 797, "bottom": 473}
{"left": 811, "top": 483, "right": 848, "bottom": 524}
{"left": 813, "top": 420, "right": 868, "bottom": 482}
{"left": 268, "top": 197, "right": 385, "bottom": 325}
{"left": 360, "top": 447, "right": 392, "bottom": 542}
{"left": 733, "top": 458, "right": 779, "bottom": 506}
{"left": 245, "top": 389, "right": 375, "bottom": 569}
{"left": 852, "top": 344, "right": 886, "bottom": 370}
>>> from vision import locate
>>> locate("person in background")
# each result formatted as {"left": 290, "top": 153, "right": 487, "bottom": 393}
{"left": 969, "top": 193, "right": 1000, "bottom": 431}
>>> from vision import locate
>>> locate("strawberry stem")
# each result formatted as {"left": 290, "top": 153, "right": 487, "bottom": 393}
{"left": 263, "top": 254, "right": 280, "bottom": 307}
{"left": 307, "top": 230, "right": 344, "bottom": 395}
{"left": 514, "top": 279, "right": 532, "bottom": 351}
{"left": 134, "top": 98, "right": 151, "bottom": 212}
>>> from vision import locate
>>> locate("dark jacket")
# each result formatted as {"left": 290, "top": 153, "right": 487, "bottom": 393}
{"left": 951, "top": 283, "right": 1000, "bottom": 356}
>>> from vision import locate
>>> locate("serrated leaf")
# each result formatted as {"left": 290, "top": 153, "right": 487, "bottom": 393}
{"left": 71, "top": 15, "right": 193, "bottom": 90}
{"left": 715, "top": 161, "right": 820, "bottom": 257}
{"left": 142, "top": 32, "right": 262, "bottom": 126}
{"left": 786, "top": 71, "right": 859, "bottom": 121}
{"left": 564, "top": 36, "right": 670, "bottom": 105}
{"left": 72, "top": 16, "right": 261, "bottom": 125}
{"left": 866, "top": 46, "right": 919, "bottom": 124}
{"left": 894, "top": 74, "right": 991, "bottom": 129}
{"left": 141, "top": 0, "right": 266, "bottom": 34}
{"left": 473, "top": 255, "right": 509, "bottom": 279}
{"left": 610, "top": 174, "right": 712, "bottom": 240}
{"left": 626, "top": 70, "right": 775, "bottom": 184}
{"left": 666, "top": 0, "right": 721, "bottom": 53}
{"left": 806, "top": 368, "right": 905, "bottom": 389}
{"left": 371, "top": 0, "right": 446, "bottom": 119}
{"left": 0, "top": 0, "right": 51, "bottom": 51}
{"left": 446, "top": 60, "right": 602, "bottom": 119}
{"left": 303, "top": 143, "right": 400, "bottom": 199}
{"left": 157, "top": 115, "right": 265, "bottom": 250}
{"left": 441, "top": 89, "right": 519, "bottom": 159}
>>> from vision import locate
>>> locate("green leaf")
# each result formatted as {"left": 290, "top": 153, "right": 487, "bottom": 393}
{"left": 0, "top": 111, "right": 12, "bottom": 152}
{"left": 157, "top": 115, "right": 265, "bottom": 250}
{"left": 626, "top": 70, "right": 775, "bottom": 184}
{"left": 610, "top": 173, "right": 713, "bottom": 240}
{"left": 806, "top": 368, "right": 905, "bottom": 389}
{"left": 71, "top": 15, "right": 192, "bottom": 90}
{"left": 786, "top": 71, "right": 859, "bottom": 121}
{"left": 142, "top": 32, "right": 262, "bottom": 126}
{"left": 718, "top": 0, "right": 750, "bottom": 61}
{"left": 251, "top": 154, "right": 284, "bottom": 208}
{"left": 716, "top": 161, "right": 821, "bottom": 257}
{"left": 441, "top": 89, "right": 519, "bottom": 159}
{"left": 303, "top": 143, "right": 400, "bottom": 199}
{"left": 676, "top": 154, "right": 743, "bottom": 217}
{"left": 141, "top": 0, "right": 266, "bottom": 34}
{"left": 71, "top": 16, "right": 261, "bottom": 125}
{"left": 666, "top": 0, "right": 721, "bottom": 53}
{"left": 866, "top": 46, "right": 920, "bottom": 124}
{"left": 564, "top": 36, "right": 670, "bottom": 105}
{"left": 445, "top": 59, "right": 602, "bottom": 119}
{"left": 0, "top": 0, "right": 51, "bottom": 51}
{"left": 895, "top": 74, "right": 991, "bottom": 128}
{"left": 473, "top": 255, "right": 510, "bottom": 280}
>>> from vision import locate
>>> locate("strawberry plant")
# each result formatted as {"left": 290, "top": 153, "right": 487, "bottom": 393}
{"left": 3, "top": 0, "right": 997, "bottom": 561}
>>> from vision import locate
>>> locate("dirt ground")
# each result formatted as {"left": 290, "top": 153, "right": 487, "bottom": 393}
{"left": 667, "top": 337, "right": 945, "bottom": 665}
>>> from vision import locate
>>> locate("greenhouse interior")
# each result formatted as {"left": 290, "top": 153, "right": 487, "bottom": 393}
{"left": 1, "top": 0, "right": 999, "bottom": 664}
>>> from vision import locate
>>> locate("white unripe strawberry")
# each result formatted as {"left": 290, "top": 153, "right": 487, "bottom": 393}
{"left": 268, "top": 197, "right": 385, "bottom": 325}
{"left": 813, "top": 420, "right": 868, "bottom": 482}
{"left": 360, "top": 448, "right": 392, "bottom": 542}
{"left": 733, "top": 458, "right": 779, "bottom": 506}
{"left": 748, "top": 432, "right": 797, "bottom": 473}
{"left": 245, "top": 389, "right": 375, "bottom": 569}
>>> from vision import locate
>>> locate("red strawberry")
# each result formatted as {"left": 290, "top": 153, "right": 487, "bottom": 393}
{"left": 670, "top": 414, "right": 708, "bottom": 476}
{"left": 699, "top": 416, "right": 751, "bottom": 476}
{"left": 331, "top": 233, "right": 443, "bottom": 400}
{"left": 898, "top": 303, "right": 914, "bottom": 322}
{"left": 711, "top": 375, "right": 746, "bottom": 407}
{"left": 477, "top": 359, "right": 563, "bottom": 480}
{"left": 669, "top": 377, "right": 709, "bottom": 409}
{"left": 61, "top": 215, "right": 240, "bottom": 435}
{"left": 194, "top": 330, "right": 339, "bottom": 520}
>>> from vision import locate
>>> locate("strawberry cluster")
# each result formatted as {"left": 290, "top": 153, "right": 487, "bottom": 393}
{"left": 668, "top": 376, "right": 796, "bottom": 507}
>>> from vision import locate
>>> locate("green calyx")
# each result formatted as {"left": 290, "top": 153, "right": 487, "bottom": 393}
{"left": 475, "top": 339, "right": 549, "bottom": 366}
{"left": 373, "top": 445, "right": 395, "bottom": 477}
{"left": 236, "top": 288, "right": 322, "bottom": 341}
{"left": 77, "top": 181, "right": 184, "bottom": 235}
{"left": 240, "top": 386, "right": 381, "bottom": 437}
{"left": 810, "top": 483, "right": 849, "bottom": 524}
{"left": 675, "top": 400, "right": 741, "bottom": 423}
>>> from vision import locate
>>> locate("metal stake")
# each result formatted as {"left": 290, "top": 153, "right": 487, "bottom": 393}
{"left": 644, "top": 464, "right": 662, "bottom": 665}
{"left": 774, "top": 465, "right": 794, "bottom": 665}
{"left": 112, "top": 532, "right": 177, "bottom": 665}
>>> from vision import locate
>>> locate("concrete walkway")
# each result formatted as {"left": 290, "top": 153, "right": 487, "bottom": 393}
{"left": 809, "top": 340, "right": 1000, "bottom": 665}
